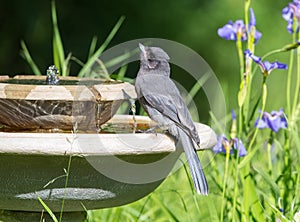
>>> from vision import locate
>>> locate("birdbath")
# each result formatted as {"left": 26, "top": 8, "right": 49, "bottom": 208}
{"left": 0, "top": 76, "right": 217, "bottom": 221}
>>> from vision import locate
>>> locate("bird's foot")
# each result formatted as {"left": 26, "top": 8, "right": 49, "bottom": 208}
{"left": 136, "top": 126, "right": 159, "bottom": 134}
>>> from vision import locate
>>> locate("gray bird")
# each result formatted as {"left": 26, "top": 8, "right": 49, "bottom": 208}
{"left": 135, "top": 43, "right": 208, "bottom": 195}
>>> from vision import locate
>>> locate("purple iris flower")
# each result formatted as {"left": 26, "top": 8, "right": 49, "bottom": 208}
{"left": 244, "top": 49, "right": 288, "bottom": 75}
{"left": 213, "top": 134, "right": 247, "bottom": 157}
{"left": 249, "top": 8, "right": 262, "bottom": 43}
{"left": 217, "top": 8, "right": 262, "bottom": 43}
{"left": 232, "top": 138, "right": 247, "bottom": 157}
{"left": 255, "top": 109, "right": 288, "bottom": 132}
{"left": 282, "top": 0, "right": 300, "bottom": 33}
{"left": 231, "top": 109, "right": 237, "bottom": 120}
{"left": 249, "top": 8, "right": 257, "bottom": 27}
{"left": 217, "top": 20, "right": 247, "bottom": 41}
{"left": 213, "top": 134, "right": 231, "bottom": 154}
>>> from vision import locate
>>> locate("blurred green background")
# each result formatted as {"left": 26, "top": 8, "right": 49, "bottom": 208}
{"left": 0, "top": 0, "right": 292, "bottom": 122}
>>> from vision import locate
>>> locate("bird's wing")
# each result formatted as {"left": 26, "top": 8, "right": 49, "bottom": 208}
{"left": 142, "top": 93, "right": 180, "bottom": 124}
{"left": 142, "top": 87, "right": 200, "bottom": 145}
{"left": 176, "top": 98, "right": 201, "bottom": 145}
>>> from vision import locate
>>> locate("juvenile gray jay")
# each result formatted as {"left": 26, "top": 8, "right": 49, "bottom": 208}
{"left": 135, "top": 43, "right": 208, "bottom": 195}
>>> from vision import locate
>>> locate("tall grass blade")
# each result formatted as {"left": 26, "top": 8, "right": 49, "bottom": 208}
{"left": 186, "top": 71, "right": 211, "bottom": 106}
{"left": 59, "top": 155, "right": 73, "bottom": 222}
{"left": 115, "top": 64, "right": 128, "bottom": 81}
{"left": 71, "top": 56, "right": 85, "bottom": 67}
{"left": 37, "top": 197, "right": 58, "bottom": 222}
{"left": 63, "top": 52, "right": 72, "bottom": 76}
{"left": 238, "top": 143, "right": 260, "bottom": 169}
{"left": 151, "top": 194, "right": 180, "bottom": 222}
{"left": 206, "top": 197, "right": 220, "bottom": 222}
{"left": 20, "top": 40, "right": 42, "bottom": 75}
{"left": 51, "top": 0, "right": 66, "bottom": 76}
{"left": 137, "top": 195, "right": 152, "bottom": 220}
{"left": 253, "top": 166, "right": 280, "bottom": 195}
{"left": 88, "top": 36, "right": 98, "bottom": 59}
{"left": 243, "top": 175, "right": 265, "bottom": 221}
{"left": 78, "top": 16, "right": 125, "bottom": 78}
{"left": 104, "top": 49, "right": 136, "bottom": 68}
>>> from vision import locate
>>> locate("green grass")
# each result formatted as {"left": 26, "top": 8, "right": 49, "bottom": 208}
{"left": 87, "top": 162, "right": 221, "bottom": 222}
{"left": 86, "top": 1, "right": 300, "bottom": 221}
{"left": 86, "top": 116, "right": 299, "bottom": 222}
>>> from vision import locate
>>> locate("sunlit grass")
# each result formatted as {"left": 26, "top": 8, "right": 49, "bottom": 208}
{"left": 88, "top": 161, "right": 220, "bottom": 222}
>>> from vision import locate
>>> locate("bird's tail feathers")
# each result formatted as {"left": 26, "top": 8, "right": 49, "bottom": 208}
{"left": 179, "top": 129, "right": 208, "bottom": 195}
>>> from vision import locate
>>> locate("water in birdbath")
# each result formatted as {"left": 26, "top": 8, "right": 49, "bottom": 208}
{"left": 0, "top": 78, "right": 117, "bottom": 85}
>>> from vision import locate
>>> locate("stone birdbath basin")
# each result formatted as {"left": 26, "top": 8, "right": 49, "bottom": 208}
{"left": 0, "top": 76, "right": 217, "bottom": 221}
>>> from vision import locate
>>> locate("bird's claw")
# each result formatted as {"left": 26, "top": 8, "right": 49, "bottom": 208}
{"left": 136, "top": 126, "right": 158, "bottom": 134}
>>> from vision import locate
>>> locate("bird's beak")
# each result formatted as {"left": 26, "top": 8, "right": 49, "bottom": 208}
{"left": 139, "top": 43, "right": 146, "bottom": 55}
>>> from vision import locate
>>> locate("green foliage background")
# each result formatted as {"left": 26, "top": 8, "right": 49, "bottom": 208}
{"left": 1, "top": 1, "right": 298, "bottom": 221}
{"left": 0, "top": 0, "right": 291, "bottom": 120}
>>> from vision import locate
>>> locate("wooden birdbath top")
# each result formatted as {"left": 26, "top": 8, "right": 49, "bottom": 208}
{"left": 0, "top": 75, "right": 136, "bottom": 131}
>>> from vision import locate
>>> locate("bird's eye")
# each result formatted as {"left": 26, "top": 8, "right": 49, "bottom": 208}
{"left": 148, "top": 59, "right": 160, "bottom": 64}
{"left": 147, "top": 59, "right": 159, "bottom": 69}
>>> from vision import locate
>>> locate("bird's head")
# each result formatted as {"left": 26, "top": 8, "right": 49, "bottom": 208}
{"left": 139, "top": 43, "right": 170, "bottom": 69}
